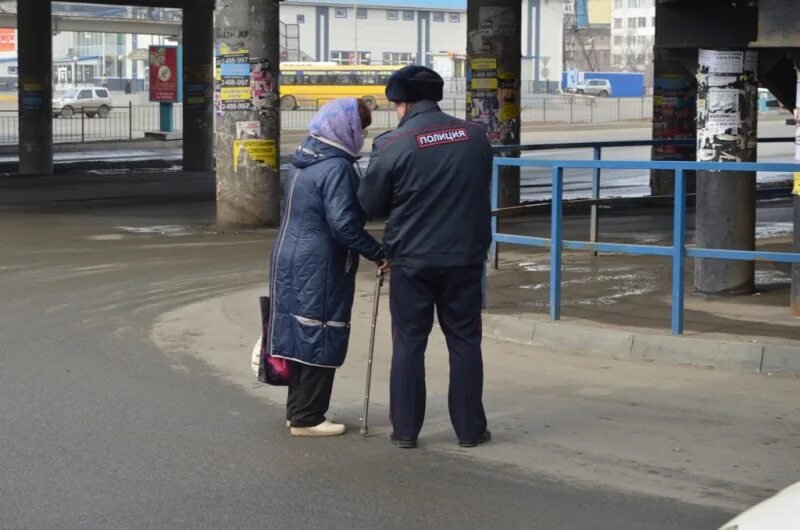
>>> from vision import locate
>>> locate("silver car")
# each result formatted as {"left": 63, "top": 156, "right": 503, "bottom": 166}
{"left": 53, "top": 87, "right": 113, "bottom": 118}
{"left": 568, "top": 79, "right": 613, "bottom": 97}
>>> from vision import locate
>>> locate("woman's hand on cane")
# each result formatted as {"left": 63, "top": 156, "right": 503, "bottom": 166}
{"left": 376, "top": 258, "right": 390, "bottom": 275}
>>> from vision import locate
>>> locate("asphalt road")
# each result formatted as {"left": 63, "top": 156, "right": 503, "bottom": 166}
{"left": 0, "top": 172, "right": 735, "bottom": 529}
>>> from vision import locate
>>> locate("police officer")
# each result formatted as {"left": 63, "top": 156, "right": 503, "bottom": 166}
{"left": 358, "top": 65, "right": 493, "bottom": 449}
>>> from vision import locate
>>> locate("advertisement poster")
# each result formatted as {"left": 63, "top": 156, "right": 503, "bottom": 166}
{"left": 467, "top": 6, "right": 520, "bottom": 145}
{"left": 233, "top": 139, "right": 277, "bottom": 172}
{"left": 696, "top": 50, "right": 757, "bottom": 162}
{"left": 219, "top": 49, "right": 251, "bottom": 111}
{"left": 149, "top": 46, "right": 178, "bottom": 103}
{"left": 698, "top": 50, "right": 743, "bottom": 75}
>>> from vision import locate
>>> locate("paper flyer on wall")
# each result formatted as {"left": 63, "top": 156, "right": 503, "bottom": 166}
{"left": 708, "top": 88, "right": 740, "bottom": 114}
{"left": 698, "top": 50, "right": 744, "bottom": 74}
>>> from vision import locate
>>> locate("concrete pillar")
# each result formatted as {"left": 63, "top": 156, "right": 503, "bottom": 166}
{"left": 695, "top": 49, "right": 759, "bottom": 294}
{"left": 466, "top": 0, "right": 522, "bottom": 207}
{"left": 214, "top": 0, "right": 282, "bottom": 228}
{"left": 792, "top": 68, "right": 800, "bottom": 316}
{"left": 17, "top": 0, "right": 53, "bottom": 175}
{"left": 182, "top": 2, "right": 215, "bottom": 172}
{"left": 650, "top": 48, "right": 696, "bottom": 196}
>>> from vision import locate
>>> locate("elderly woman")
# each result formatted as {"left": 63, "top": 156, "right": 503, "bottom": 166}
{"left": 268, "top": 98, "right": 386, "bottom": 437}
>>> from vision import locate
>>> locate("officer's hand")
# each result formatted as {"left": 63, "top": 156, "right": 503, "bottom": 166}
{"left": 376, "top": 259, "right": 390, "bottom": 275}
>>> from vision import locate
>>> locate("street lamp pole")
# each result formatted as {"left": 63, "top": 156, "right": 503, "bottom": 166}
{"left": 353, "top": 0, "right": 358, "bottom": 64}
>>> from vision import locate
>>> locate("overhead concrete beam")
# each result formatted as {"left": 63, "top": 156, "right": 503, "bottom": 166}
{"left": 0, "top": 13, "right": 181, "bottom": 37}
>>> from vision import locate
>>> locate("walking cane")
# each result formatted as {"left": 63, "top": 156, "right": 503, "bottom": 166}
{"left": 360, "top": 270, "right": 385, "bottom": 436}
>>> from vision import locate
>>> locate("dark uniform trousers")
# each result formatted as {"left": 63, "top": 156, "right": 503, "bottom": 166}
{"left": 389, "top": 264, "right": 488, "bottom": 442}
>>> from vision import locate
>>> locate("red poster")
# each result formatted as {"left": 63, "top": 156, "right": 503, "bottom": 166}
{"left": 149, "top": 46, "right": 178, "bottom": 102}
{"left": 0, "top": 29, "right": 16, "bottom": 53}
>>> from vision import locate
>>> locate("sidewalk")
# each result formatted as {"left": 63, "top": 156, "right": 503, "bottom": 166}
{"left": 152, "top": 272, "right": 800, "bottom": 514}
{"left": 489, "top": 206, "right": 800, "bottom": 374}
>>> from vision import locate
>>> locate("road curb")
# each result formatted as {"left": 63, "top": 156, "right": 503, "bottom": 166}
{"left": 483, "top": 313, "right": 799, "bottom": 376}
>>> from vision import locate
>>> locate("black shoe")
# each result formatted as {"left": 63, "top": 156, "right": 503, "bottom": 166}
{"left": 390, "top": 432, "right": 418, "bottom": 449}
{"left": 459, "top": 430, "right": 492, "bottom": 448}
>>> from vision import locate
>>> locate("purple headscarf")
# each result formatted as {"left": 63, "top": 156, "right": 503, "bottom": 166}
{"left": 308, "top": 98, "right": 364, "bottom": 156}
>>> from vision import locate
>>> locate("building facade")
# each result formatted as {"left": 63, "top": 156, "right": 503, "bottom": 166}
{"left": 282, "top": 0, "right": 566, "bottom": 88}
{"left": 610, "top": 0, "right": 655, "bottom": 74}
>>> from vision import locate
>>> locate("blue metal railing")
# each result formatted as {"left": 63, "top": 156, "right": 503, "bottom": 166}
{"left": 492, "top": 137, "right": 795, "bottom": 252}
{"left": 489, "top": 158, "right": 800, "bottom": 336}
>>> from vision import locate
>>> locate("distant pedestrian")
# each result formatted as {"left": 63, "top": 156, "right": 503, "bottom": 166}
{"left": 268, "top": 98, "right": 388, "bottom": 437}
{"left": 358, "top": 66, "right": 493, "bottom": 449}
{"left": 124, "top": 81, "right": 132, "bottom": 95}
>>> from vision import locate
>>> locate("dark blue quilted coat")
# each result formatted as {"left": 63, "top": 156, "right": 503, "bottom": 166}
{"left": 267, "top": 137, "right": 384, "bottom": 368}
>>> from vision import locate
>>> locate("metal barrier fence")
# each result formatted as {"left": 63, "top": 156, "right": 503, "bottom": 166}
{"left": 0, "top": 104, "right": 184, "bottom": 145}
{"left": 284, "top": 95, "right": 650, "bottom": 127}
{"left": 493, "top": 137, "right": 795, "bottom": 253}
{"left": 489, "top": 158, "right": 800, "bottom": 336}
{"left": 520, "top": 96, "right": 653, "bottom": 124}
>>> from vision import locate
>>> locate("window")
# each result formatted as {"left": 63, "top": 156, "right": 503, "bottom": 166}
{"left": 638, "top": 17, "right": 647, "bottom": 27}
{"left": 614, "top": 0, "right": 623, "bottom": 7}
{"left": 651, "top": 17, "right": 656, "bottom": 26}
{"left": 614, "top": 18, "right": 623, "bottom": 29}
{"left": 335, "top": 7, "right": 347, "bottom": 18}
{"left": 432, "top": 11, "right": 445, "bottom": 22}
{"left": 296, "top": 14, "right": 305, "bottom": 24}
{"left": 383, "top": 52, "right": 416, "bottom": 66}
{"left": 280, "top": 71, "right": 297, "bottom": 85}
{"left": 627, "top": 36, "right": 635, "bottom": 46}
{"left": 448, "top": 12, "right": 460, "bottom": 23}
{"left": 402, "top": 10, "right": 414, "bottom": 21}
{"left": 95, "top": 88, "right": 109, "bottom": 98}
{"left": 356, "top": 8, "right": 367, "bottom": 19}
{"left": 387, "top": 10, "right": 398, "bottom": 20}
{"left": 636, "top": 35, "right": 647, "bottom": 46}
{"left": 627, "top": 18, "right": 636, "bottom": 28}
{"left": 78, "top": 90, "right": 93, "bottom": 99}
{"left": 613, "top": 36, "right": 623, "bottom": 46}
{"left": 331, "top": 50, "right": 371, "bottom": 65}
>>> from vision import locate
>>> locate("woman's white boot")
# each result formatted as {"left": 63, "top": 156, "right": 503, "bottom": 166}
{"left": 290, "top": 420, "right": 346, "bottom": 437}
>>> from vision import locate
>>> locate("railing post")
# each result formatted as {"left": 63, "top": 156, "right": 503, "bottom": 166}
{"left": 542, "top": 97, "right": 547, "bottom": 122}
{"left": 129, "top": 102, "right": 133, "bottom": 140}
{"left": 617, "top": 97, "right": 621, "bottom": 121}
{"left": 81, "top": 110, "right": 85, "bottom": 143}
{"left": 671, "top": 168, "right": 687, "bottom": 335}
{"left": 570, "top": 97, "right": 574, "bottom": 124}
{"left": 590, "top": 146, "right": 601, "bottom": 256}
{"left": 490, "top": 161, "right": 500, "bottom": 270}
{"left": 550, "top": 166, "right": 564, "bottom": 320}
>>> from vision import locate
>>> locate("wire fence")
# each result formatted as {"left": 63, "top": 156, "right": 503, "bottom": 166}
{"left": 0, "top": 95, "right": 655, "bottom": 145}
{"left": 0, "top": 104, "right": 184, "bottom": 145}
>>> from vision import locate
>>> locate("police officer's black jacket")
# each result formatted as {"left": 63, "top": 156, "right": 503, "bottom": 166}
{"left": 358, "top": 100, "right": 493, "bottom": 268}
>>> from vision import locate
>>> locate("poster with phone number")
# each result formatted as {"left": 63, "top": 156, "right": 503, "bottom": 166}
{"left": 149, "top": 46, "right": 178, "bottom": 103}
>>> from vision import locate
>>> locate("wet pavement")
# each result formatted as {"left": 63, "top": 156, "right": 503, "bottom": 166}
{"left": 490, "top": 203, "right": 800, "bottom": 344}
{"left": 0, "top": 169, "right": 751, "bottom": 529}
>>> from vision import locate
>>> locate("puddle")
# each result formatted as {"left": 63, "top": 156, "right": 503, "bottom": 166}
{"left": 756, "top": 222, "right": 793, "bottom": 239}
{"left": 516, "top": 270, "right": 659, "bottom": 306}
{"left": 116, "top": 225, "right": 195, "bottom": 237}
{"left": 86, "top": 234, "right": 126, "bottom": 241}
{"left": 755, "top": 269, "right": 791, "bottom": 286}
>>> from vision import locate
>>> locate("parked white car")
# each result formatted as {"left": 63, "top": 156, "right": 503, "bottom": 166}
{"left": 718, "top": 481, "right": 800, "bottom": 530}
{"left": 53, "top": 87, "right": 113, "bottom": 119}
{"left": 566, "top": 79, "right": 613, "bottom": 97}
